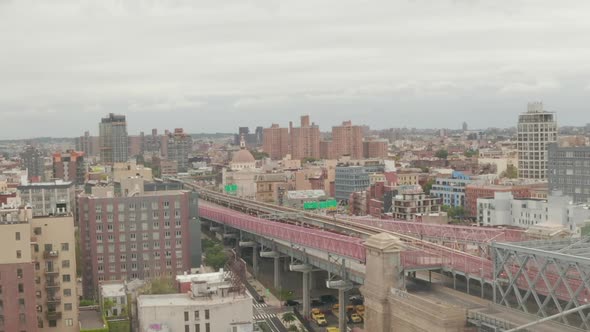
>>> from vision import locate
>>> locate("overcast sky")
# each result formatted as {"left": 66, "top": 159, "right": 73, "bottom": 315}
{"left": 1, "top": 0, "right": 590, "bottom": 139}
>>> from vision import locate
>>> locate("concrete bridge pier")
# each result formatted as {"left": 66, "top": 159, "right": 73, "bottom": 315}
{"left": 290, "top": 263, "right": 314, "bottom": 318}
{"left": 260, "top": 250, "right": 281, "bottom": 289}
{"left": 360, "top": 233, "right": 404, "bottom": 332}
{"left": 239, "top": 241, "right": 258, "bottom": 278}
{"left": 327, "top": 279, "right": 354, "bottom": 332}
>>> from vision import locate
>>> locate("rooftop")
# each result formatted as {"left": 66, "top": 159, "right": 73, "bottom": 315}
{"left": 101, "top": 283, "right": 126, "bottom": 298}
{"left": 287, "top": 190, "right": 327, "bottom": 199}
{"left": 138, "top": 291, "right": 249, "bottom": 308}
{"left": 79, "top": 308, "right": 106, "bottom": 330}
{"left": 176, "top": 270, "right": 225, "bottom": 285}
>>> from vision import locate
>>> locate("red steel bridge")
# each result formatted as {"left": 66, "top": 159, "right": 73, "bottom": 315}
{"left": 177, "top": 179, "right": 590, "bottom": 329}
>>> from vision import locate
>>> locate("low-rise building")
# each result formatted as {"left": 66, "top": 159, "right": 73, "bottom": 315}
{"left": 391, "top": 185, "right": 441, "bottom": 221}
{"left": 18, "top": 180, "right": 76, "bottom": 217}
{"left": 430, "top": 171, "right": 476, "bottom": 207}
{"left": 285, "top": 189, "right": 328, "bottom": 210}
{"left": 138, "top": 273, "right": 253, "bottom": 332}
{"left": 477, "top": 191, "right": 590, "bottom": 235}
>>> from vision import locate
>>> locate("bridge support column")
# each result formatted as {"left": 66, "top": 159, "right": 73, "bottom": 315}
{"left": 239, "top": 241, "right": 258, "bottom": 278}
{"left": 466, "top": 275, "right": 470, "bottom": 295}
{"left": 290, "top": 264, "right": 313, "bottom": 318}
{"left": 274, "top": 256, "right": 281, "bottom": 290}
{"left": 359, "top": 233, "right": 404, "bottom": 332}
{"left": 327, "top": 279, "right": 353, "bottom": 332}
{"left": 453, "top": 272, "right": 457, "bottom": 290}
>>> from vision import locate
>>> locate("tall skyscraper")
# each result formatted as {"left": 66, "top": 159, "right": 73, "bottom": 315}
{"left": 99, "top": 113, "right": 129, "bottom": 163}
{"left": 166, "top": 128, "right": 193, "bottom": 172}
{"left": 75, "top": 131, "right": 100, "bottom": 157}
{"left": 289, "top": 115, "right": 321, "bottom": 160}
{"left": 263, "top": 124, "right": 290, "bottom": 160}
{"left": 332, "top": 120, "right": 364, "bottom": 159}
{"left": 21, "top": 145, "right": 45, "bottom": 182}
{"left": 517, "top": 102, "right": 557, "bottom": 179}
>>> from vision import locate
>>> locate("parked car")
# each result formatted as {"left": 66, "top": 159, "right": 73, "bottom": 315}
{"left": 350, "top": 313, "right": 363, "bottom": 323}
{"left": 284, "top": 300, "right": 300, "bottom": 306}
{"left": 349, "top": 295, "right": 364, "bottom": 305}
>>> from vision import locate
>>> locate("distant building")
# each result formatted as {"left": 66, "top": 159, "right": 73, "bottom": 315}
{"left": 18, "top": 180, "right": 76, "bottom": 217}
{"left": 254, "top": 173, "right": 288, "bottom": 205}
{"left": 99, "top": 113, "right": 129, "bottom": 163}
{"left": 76, "top": 131, "right": 100, "bottom": 157}
{"left": 285, "top": 190, "right": 328, "bottom": 209}
{"left": 548, "top": 143, "right": 590, "bottom": 203}
{"left": 465, "top": 183, "right": 542, "bottom": 218}
{"left": 52, "top": 150, "right": 86, "bottom": 185}
{"left": 335, "top": 166, "right": 370, "bottom": 202}
{"left": 320, "top": 140, "right": 336, "bottom": 160}
{"left": 21, "top": 145, "right": 45, "bottom": 182}
{"left": 289, "top": 115, "right": 321, "bottom": 160}
{"left": 78, "top": 190, "right": 201, "bottom": 298}
{"left": 166, "top": 128, "right": 193, "bottom": 172}
{"left": 138, "top": 270, "right": 253, "bottom": 332}
{"left": 430, "top": 171, "right": 475, "bottom": 207}
{"left": 332, "top": 120, "right": 364, "bottom": 159}
{"left": 517, "top": 102, "right": 557, "bottom": 179}
{"left": 234, "top": 126, "right": 263, "bottom": 148}
{"left": 363, "top": 138, "right": 388, "bottom": 159}
{"left": 477, "top": 191, "right": 590, "bottom": 234}
{"left": 391, "top": 185, "right": 441, "bottom": 221}
{"left": 263, "top": 124, "right": 290, "bottom": 160}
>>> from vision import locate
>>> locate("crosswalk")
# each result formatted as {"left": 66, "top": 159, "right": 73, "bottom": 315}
{"left": 253, "top": 313, "right": 277, "bottom": 321}
{"left": 253, "top": 302, "right": 269, "bottom": 308}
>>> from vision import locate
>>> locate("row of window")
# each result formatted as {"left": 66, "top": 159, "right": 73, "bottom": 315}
{"left": 95, "top": 239, "right": 182, "bottom": 253}
{"left": 96, "top": 230, "right": 182, "bottom": 241}
{"left": 90, "top": 200, "right": 180, "bottom": 213}
{"left": 98, "top": 259, "right": 182, "bottom": 272}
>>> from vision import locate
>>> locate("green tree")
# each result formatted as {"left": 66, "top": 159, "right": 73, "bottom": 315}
{"left": 204, "top": 245, "right": 228, "bottom": 270}
{"left": 149, "top": 277, "right": 176, "bottom": 295}
{"left": 501, "top": 164, "right": 518, "bottom": 179}
{"left": 287, "top": 325, "right": 299, "bottom": 332}
{"left": 103, "top": 298, "right": 115, "bottom": 316}
{"left": 464, "top": 149, "right": 478, "bottom": 158}
{"left": 278, "top": 288, "right": 294, "bottom": 301}
{"left": 422, "top": 179, "right": 435, "bottom": 194}
{"left": 282, "top": 312, "right": 297, "bottom": 326}
{"left": 435, "top": 149, "right": 449, "bottom": 159}
{"left": 250, "top": 150, "right": 269, "bottom": 160}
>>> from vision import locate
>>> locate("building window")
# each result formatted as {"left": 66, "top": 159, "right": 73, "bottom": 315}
{"left": 195, "top": 324, "right": 200, "bottom": 332}
{"left": 65, "top": 318, "right": 73, "bottom": 326}
{"left": 34, "top": 227, "right": 42, "bottom": 235}
{"left": 194, "top": 310, "right": 199, "bottom": 320}
{"left": 61, "top": 243, "right": 69, "bottom": 251}
{"left": 62, "top": 260, "right": 70, "bottom": 268}
{"left": 185, "top": 326, "right": 190, "bottom": 332}
{"left": 16, "top": 250, "right": 22, "bottom": 259}
{"left": 64, "top": 289, "right": 72, "bottom": 297}
{"left": 205, "top": 309, "right": 209, "bottom": 320}
{"left": 184, "top": 311, "right": 189, "bottom": 321}
{"left": 205, "top": 323, "right": 210, "bottom": 332}
{"left": 63, "top": 274, "right": 71, "bottom": 282}
{"left": 15, "top": 232, "right": 20, "bottom": 240}
{"left": 64, "top": 303, "right": 73, "bottom": 311}
{"left": 18, "top": 283, "right": 24, "bottom": 293}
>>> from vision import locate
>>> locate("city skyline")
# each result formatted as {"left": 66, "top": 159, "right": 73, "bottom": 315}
{"left": 1, "top": 1, "right": 590, "bottom": 138}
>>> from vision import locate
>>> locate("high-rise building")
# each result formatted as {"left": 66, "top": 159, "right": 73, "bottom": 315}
{"left": 99, "top": 113, "right": 129, "bottom": 163}
{"left": 78, "top": 190, "right": 201, "bottom": 298}
{"left": 166, "top": 128, "right": 193, "bottom": 172}
{"left": 517, "top": 102, "right": 557, "bottom": 179}
{"left": 320, "top": 140, "right": 336, "bottom": 159}
{"left": 335, "top": 166, "right": 370, "bottom": 202}
{"left": 128, "top": 135, "right": 144, "bottom": 157}
{"left": 289, "top": 115, "right": 321, "bottom": 160}
{"left": 52, "top": 150, "right": 86, "bottom": 185}
{"left": 263, "top": 124, "right": 290, "bottom": 160}
{"left": 548, "top": 143, "right": 590, "bottom": 203}
{"left": 363, "top": 138, "right": 388, "bottom": 159}
{"left": 332, "top": 120, "right": 364, "bottom": 159}
{"left": 0, "top": 205, "right": 79, "bottom": 332}
{"left": 462, "top": 122, "right": 468, "bottom": 132}
{"left": 75, "top": 131, "right": 100, "bottom": 157}
{"left": 0, "top": 206, "right": 38, "bottom": 332}
{"left": 21, "top": 145, "right": 45, "bottom": 182}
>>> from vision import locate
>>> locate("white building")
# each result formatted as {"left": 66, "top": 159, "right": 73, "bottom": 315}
{"left": 138, "top": 276, "right": 253, "bottom": 332}
{"left": 100, "top": 282, "right": 128, "bottom": 318}
{"left": 517, "top": 102, "right": 558, "bottom": 180}
{"left": 477, "top": 191, "right": 590, "bottom": 235}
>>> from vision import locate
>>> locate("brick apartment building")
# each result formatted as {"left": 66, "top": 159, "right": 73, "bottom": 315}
{"left": 332, "top": 120, "right": 364, "bottom": 159}
{"left": 289, "top": 115, "right": 321, "bottom": 160}
{"left": 52, "top": 150, "right": 86, "bottom": 185}
{"left": 263, "top": 124, "right": 290, "bottom": 160}
{"left": 78, "top": 190, "right": 201, "bottom": 298}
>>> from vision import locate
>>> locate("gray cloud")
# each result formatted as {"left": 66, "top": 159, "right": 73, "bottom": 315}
{"left": 1, "top": 0, "right": 590, "bottom": 138}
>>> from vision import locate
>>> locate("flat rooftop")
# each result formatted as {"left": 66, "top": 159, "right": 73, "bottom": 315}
{"left": 79, "top": 308, "right": 106, "bottom": 330}
{"left": 138, "top": 292, "right": 249, "bottom": 307}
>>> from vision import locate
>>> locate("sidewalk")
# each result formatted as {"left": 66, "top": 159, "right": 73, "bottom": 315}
{"left": 246, "top": 271, "right": 282, "bottom": 307}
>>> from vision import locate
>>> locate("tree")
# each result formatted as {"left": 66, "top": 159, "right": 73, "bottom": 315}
{"left": 278, "top": 288, "right": 294, "bottom": 301}
{"left": 435, "top": 149, "right": 449, "bottom": 160}
{"left": 103, "top": 298, "right": 115, "bottom": 316}
{"left": 204, "top": 245, "right": 228, "bottom": 270}
{"left": 282, "top": 312, "right": 297, "bottom": 326}
{"left": 422, "top": 179, "right": 435, "bottom": 194}
{"left": 501, "top": 164, "right": 518, "bottom": 179}
{"left": 287, "top": 325, "right": 299, "bottom": 332}
{"left": 464, "top": 149, "right": 478, "bottom": 158}
{"left": 149, "top": 277, "right": 176, "bottom": 295}
{"left": 250, "top": 150, "right": 269, "bottom": 160}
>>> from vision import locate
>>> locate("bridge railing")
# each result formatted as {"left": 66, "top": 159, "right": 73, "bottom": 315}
{"left": 199, "top": 203, "right": 367, "bottom": 262}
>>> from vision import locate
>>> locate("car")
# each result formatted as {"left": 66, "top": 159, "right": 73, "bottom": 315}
{"left": 326, "top": 327, "right": 340, "bottom": 332}
{"left": 350, "top": 313, "right": 362, "bottom": 323}
{"left": 284, "top": 300, "right": 300, "bottom": 306}
{"left": 320, "top": 295, "right": 338, "bottom": 303}
{"left": 349, "top": 295, "right": 364, "bottom": 305}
